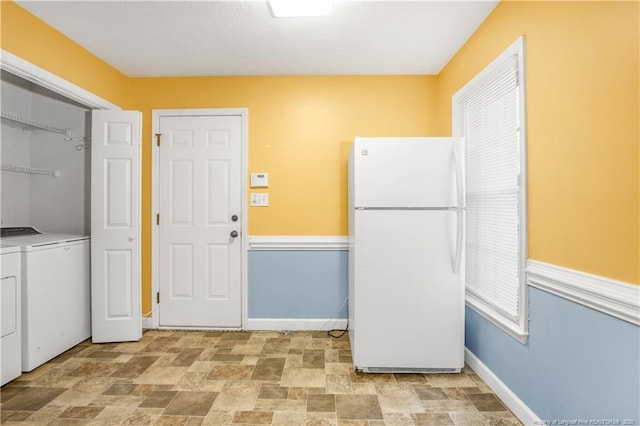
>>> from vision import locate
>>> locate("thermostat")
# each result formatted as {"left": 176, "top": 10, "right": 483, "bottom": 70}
{"left": 250, "top": 172, "right": 269, "bottom": 188}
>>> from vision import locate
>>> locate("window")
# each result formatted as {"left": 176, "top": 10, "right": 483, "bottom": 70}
{"left": 453, "top": 37, "right": 528, "bottom": 343}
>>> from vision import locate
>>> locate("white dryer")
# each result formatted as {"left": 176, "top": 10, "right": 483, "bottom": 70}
{"left": 1, "top": 227, "right": 90, "bottom": 372}
{"left": 1, "top": 243, "right": 22, "bottom": 385}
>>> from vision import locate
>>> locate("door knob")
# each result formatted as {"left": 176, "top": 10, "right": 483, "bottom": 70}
{"left": 230, "top": 230, "right": 239, "bottom": 238}
{"left": 231, "top": 215, "right": 238, "bottom": 222}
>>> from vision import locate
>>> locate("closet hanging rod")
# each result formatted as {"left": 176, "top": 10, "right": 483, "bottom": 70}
{"left": 1, "top": 111, "right": 70, "bottom": 136}
{"left": 1, "top": 163, "right": 61, "bottom": 177}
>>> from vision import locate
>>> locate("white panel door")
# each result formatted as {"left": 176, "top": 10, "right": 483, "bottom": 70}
{"left": 91, "top": 110, "right": 142, "bottom": 343}
{"left": 159, "top": 115, "right": 242, "bottom": 327}
{"left": 352, "top": 137, "right": 463, "bottom": 208}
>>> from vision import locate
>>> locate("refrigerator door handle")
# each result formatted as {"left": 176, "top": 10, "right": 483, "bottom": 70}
{"left": 454, "top": 208, "right": 463, "bottom": 274}
{"left": 453, "top": 140, "right": 464, "bottom": 274}
{"left": 453, "top": 139, "right": 464, "bottom": 209}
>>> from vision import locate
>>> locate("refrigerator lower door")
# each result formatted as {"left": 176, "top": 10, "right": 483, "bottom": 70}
{"left": 351, "top": 209, "right": 464, "bottom": 373}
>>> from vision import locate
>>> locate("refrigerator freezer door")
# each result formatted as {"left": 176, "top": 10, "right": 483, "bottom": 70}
{"left": 350, "top": 209, "right": 464, "bottom": 372}
{"left": 352, "top": 137, "right": 463, "bottom": 208}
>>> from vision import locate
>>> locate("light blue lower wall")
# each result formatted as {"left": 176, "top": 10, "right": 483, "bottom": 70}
{"left": 466, "top": 286, "right": 640, "bottom": 422}
{"left": 248, "top": 250, "right": 639, "bottom": 421}
{"left": 248, "top": 250, "right": 348, "bottom": 319}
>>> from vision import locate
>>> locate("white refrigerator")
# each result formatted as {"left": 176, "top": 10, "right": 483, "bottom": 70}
{"left": 348, "top": 136, "right": 465, "bottom": 373}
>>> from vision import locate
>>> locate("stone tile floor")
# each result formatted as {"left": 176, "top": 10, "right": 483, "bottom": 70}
{"left": 0, "top": 330, "right": 522, "bottom": 425}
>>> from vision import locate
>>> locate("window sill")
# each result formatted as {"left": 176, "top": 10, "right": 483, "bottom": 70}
{"left": 465, "top": 292, "right": 529, "bottom": 345}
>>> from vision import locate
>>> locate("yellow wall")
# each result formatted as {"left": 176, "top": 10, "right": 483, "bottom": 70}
{"left": 129, "top": 76, "right": 437, "bottom": 312}
{"left": 129, "top": 75, "right": 437, "bottom": 237}
{"left": 0, "top": 1, "right": 129, "bottom": 107}
{"left": 1, "top": 2, "right": 437, "bottom": 313}
{"left": 437, "top": 1, "right": 639, "bottom": 284}
{"left": 2, "top": 0, "right": 638, "bottom": 315}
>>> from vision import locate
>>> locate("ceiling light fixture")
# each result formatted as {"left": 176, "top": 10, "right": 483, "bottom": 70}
{"left": 268, "top": 0, "right": 333, "bottom": 18}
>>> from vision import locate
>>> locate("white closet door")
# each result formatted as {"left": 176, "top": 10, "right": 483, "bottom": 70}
{"left": 91, "top": 110, "right": 142, "bottom": 343}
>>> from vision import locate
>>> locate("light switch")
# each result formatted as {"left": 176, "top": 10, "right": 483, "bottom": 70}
{"left": 251, "top": 193, "right": 269, "bottom": 207}
{"left": 250, "top": 173, "right": 269, "bottom": 188}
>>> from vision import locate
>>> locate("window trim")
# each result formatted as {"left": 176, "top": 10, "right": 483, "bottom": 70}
{"left": 452, "top": 36, "right": 529, "bottom": 344}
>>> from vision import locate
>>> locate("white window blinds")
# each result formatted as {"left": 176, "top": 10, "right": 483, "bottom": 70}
{"left": 455, "top": 37, "right": 527, "bottom": 341}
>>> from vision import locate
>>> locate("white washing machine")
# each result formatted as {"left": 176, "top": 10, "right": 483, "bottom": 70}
{"left": 1, "top": 243, "right": 22, "bottom": 385}
{"left": 1, "top": 227, "right": 91, "bottom": 372}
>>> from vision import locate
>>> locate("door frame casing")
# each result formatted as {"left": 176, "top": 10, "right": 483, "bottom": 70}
{"left": 0, "top": 50, "right": 120, "bottom": 110}
{"left": 150, "top": 108, "right": 249, "bottom": 330}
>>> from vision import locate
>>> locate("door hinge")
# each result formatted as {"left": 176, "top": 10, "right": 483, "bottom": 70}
{"left": 156, "top": 292, "right": 160, "bottom": 304}
{"left": 156, "top": 213, "right": 160, "bottom": 225}
{"left": 155, "top": 133, "right": 161, "bottom": 147}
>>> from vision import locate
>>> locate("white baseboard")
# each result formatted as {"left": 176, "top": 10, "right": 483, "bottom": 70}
{"left": 141, "top": 316, "right": 156, "bottom": 330}
{"left": 465, "top": 348, "right": 541, "bottom": 426}
{"left": 141, "top": 316, "right": 348, "bottom": 332}
{"left": 245, "top": 318, "right": 348, "bottom": 331}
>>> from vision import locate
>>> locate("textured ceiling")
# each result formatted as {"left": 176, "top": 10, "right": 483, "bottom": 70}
{"left": 16, "top": 0, "right": 498, "bottom": 77}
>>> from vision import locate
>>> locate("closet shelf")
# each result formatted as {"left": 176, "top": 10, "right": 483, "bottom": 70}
{"left": 1, "top": 163, "right": 61, "bottom": 177}
{"left": 1, "top": 111, "right": 70, "bottom": 136}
